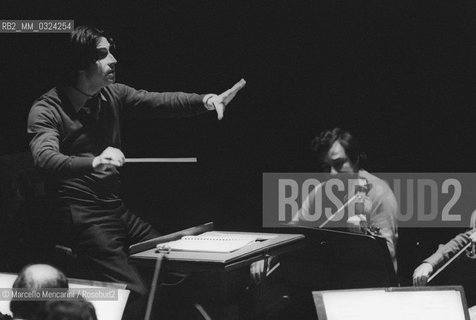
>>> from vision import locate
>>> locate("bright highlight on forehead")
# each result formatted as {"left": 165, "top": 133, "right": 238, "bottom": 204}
{"left": 96, "top": 37, "right": 111, "bottom": 49}
{"left": 328, "top": 141, "right": 346, "bottom": 159}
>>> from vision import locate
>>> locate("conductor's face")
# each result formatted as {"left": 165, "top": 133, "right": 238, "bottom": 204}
{"left": 327, "top": 141, "right": 355, "bottom": 175}
{"left": 83, "top": 37, "right": 117, "bottom": 88}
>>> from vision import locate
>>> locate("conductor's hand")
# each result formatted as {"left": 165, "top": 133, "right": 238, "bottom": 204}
{"left": 412, "top": 262, "right": 433, "bottom": 286}
{"left": 204, "top": 78, "right": 246, "bottom": 120}
{"left": 92, "top": 147, "right": 125, "bottom": 170}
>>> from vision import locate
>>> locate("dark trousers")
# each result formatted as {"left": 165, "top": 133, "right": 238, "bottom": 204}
{"left": 55, "top": 202, "right": 160, "bottom": 320}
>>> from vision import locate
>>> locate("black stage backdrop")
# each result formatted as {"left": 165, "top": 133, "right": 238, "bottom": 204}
{"left": 0, "top": 1, "right": 475, "bottom": 257}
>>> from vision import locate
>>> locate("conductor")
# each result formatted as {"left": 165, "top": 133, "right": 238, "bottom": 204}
{"left": 27, "top": 25, "right": 246, "bottom": 319}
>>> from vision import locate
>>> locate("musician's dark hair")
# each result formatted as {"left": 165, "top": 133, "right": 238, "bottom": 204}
{"left": 10, "top": 264, "right": 68, "bottom": 319}
{"left": 311, "top": 128, "right": 367, "bottom": 170}
{"left": 58, "top": 25, "right": 115, "bottom": 85}
{"left": 34, "top": 297, "right": 97, "bottom": 320}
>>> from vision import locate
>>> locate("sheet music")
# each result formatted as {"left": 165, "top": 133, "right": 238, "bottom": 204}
{"left": 319, "top": 289, "right": 467, "bottom": 320}
{"left": 156, "top": 231, "right": 276, "bottom": 253}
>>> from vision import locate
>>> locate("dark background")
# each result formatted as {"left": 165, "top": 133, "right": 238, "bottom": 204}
{"left": 0, "top": 0, "right": 475, "bottom": 281}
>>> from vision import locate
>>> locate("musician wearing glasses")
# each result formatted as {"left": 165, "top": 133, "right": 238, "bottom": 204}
{"left": 300, "top": 128, "right": 399, "bottom": 272}
{"left": 27, "top": 25, "right": 245, "bottom": 319}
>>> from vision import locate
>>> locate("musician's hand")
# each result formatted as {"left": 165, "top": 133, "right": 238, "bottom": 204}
{"left": 413, "top": 262, "right": 433, "bottom": 286}
{"left": 250, "top": 259, "right": 265, "bottom": 284}
{"left": 204, "top": 79, "right": 246, "bottom": 120}
{"left": 92, "top": 147, "right": 125, "bottom": 170}
{"left": 469, "top": 232, "right": 476, "bottom": 242}
{"left": 347, "top": 215, "right": 366, "bottom": 234}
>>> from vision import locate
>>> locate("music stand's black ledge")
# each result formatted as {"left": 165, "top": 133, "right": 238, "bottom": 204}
{"left": 128, "top": 222, "right": 305, "bottom": 272}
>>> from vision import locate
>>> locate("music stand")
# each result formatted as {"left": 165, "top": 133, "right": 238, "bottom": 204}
{"left": 128, "top": 222, "right": 305, "bottom": 319}
{"left": 313, "top": 286, "right": 470, "bottom": 320}
{"left": 279, "top": 227, "right": 397, "bottom": 290}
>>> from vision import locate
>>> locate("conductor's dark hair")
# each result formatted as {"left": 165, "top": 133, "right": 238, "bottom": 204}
{"left": 58, "top": 25, "right": 114, "bottom": 85}
{"left": 311, "top": 128, "right": 366, "bottom": 170}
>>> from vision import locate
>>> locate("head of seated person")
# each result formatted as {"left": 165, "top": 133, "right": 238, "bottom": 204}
{"left": 33, "top": 297, "right": 97, "bottom": 320}
{"left": 311, "top": 128, "right": 366, "bottom": 175}
{"left": 10, "top": 264, "right": 68, "bottom": 320}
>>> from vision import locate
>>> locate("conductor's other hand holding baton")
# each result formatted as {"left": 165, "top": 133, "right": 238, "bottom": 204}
{"left": 92, "top": 146, "right": 125, "bottom": 170}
